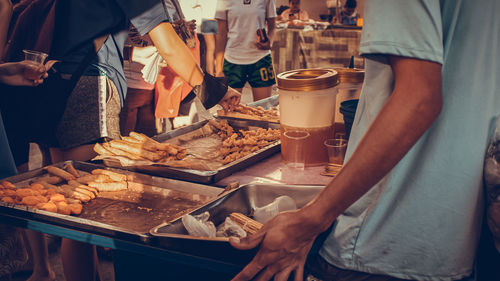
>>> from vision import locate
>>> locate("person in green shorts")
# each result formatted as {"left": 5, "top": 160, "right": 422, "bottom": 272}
{"left": 215, "top": 0, "right": 277, "bottom": 101}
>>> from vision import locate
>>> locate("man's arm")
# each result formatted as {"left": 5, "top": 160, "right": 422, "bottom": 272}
{"left": 230, "top": 56, "right": 443, "bottom": 281}
{"left": 214, "top": 19, "right": 227, "bottom": 77}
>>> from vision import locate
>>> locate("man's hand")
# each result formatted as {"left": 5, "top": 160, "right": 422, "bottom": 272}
{"left": 230, "top": 209, "right": 321, "bottom": 281}
{"left": 0, "top": 61, "right": 56, "bottom": 87}
{"left": 255, "top": 38, "right": 271, "bottom": 50}
{"left": 219, "top": 86, "right": 241, "bottom": 111}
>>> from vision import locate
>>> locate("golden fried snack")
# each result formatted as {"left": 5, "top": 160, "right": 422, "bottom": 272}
{"left": 36, "top": 201, "right": 58, "bottom": 213}
{"left": 35, "top": 175, "right": 64, "bottom": 185}
{"left": 15, "top": 188, "right": 40, "bottom": 198}
{"left": 3, "top": 189, "right": 16, "bottom": 197}
{"left": 1, "top": 180, "right": 16, "bottom": 189}
{"left": 1, "top": 197, "right": 14, "bottom": 203}
{"left": 68, "top": 180, "right": 98, "bottom": 196}
{"left": 30, "top": 183, "right": 45, "bottom": 190}
{"left": 88, "top": 181, "right": 127, "bottom": 192}
{"left": 45, "top": 166, "right": 76, "bottom": 181}
{"left": 108, "top": 140, "right": 165, "bottom": 161}
{"left": 229, "top": 213, "right": 263, "bottom": 235}
{"left": 53, "top": 185, "right": 90, "bottom": 202}
{"left": 64, "top": 163, "right": 81, "bottom": 178}
{"left": 91, "top": 169, "right": 127, "bottom": 182}
{"left": 21, "top": 195, "right": 46, "bottom": 206}
{"left": 101, "top": 142, "right": 144, "bottom": 160}
{"left": 55, "top": 201, "right": 71, "bottom": 215}
{"left": 75, "top": 174, "right": 99, "bottom": 185}
{"left": 49, "top": 193, "right": 66, "bottom": 202}
{"left": 60, "top": 184, "right": 94, "bottom": 200}
{"left": 93, "top": 142, "right": 113, "bottom": 156}
{"left": 69, "top": 203, "right": 83, "bottom": 215}
{"left": 65, "top": 198, "right": 82, "bottom": 205}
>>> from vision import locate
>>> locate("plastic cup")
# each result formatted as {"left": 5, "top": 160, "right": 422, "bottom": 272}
{"left": 324, "top": 138, "right": 347, "bottom": 166}
{"left": 283, "top": 130, "right": 310, "bottom": 170}
{"left": 23, "top": 49, "right": 48, "bottom": 65}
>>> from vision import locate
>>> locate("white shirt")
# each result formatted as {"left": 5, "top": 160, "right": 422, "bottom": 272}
{"left": 215, "top": 0, "right": 276, "bottom": 64}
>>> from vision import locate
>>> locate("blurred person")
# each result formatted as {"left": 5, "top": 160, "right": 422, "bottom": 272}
{"left": 229, "top": 0, "right": 500, "bottom": 281}
{"left": 1, "top": 1, "right": 241, "bottom": 281}
{"left": 332, "top": 0, "right": 359, "bottom": 26}
{"left": 0, "top": 61, "right": 53, "bottom": 281}
{"left": 1, "top": 1, "right": 55, "bottom": 281}
{"left": 215, "top": 0, "right": 277, "bottom": 102}
{"left": 200, "top": 0, "right": 218, "bottom": 75}
{"left": 120, "top": 26, "right": 157, "bottom": 137}
{"left": 279, "top": 0, "right": 309, "bottom": 22}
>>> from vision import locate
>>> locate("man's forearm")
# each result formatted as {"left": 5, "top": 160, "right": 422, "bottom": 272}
{"left": 302, "top": 57, "right": 443, "bottom": 232}
{"left": 148, "top": 22, "right": 204, "bottom": 86}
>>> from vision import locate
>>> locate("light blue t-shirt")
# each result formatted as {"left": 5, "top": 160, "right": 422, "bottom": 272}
{"left": 320, "top": 1, "right": 500, "bottom": 280}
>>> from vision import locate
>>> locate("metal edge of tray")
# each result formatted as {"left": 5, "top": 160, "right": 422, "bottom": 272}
{"left": 0, "top": 160, "right": 221, "bottom": 244}
{"left": 147, "top": 183, "right": 324, "bottom": 264}
{"left": 118, "top": 118, "right": 281, "bottom": 184}
{"left": 149, "top": 183, "right": 324, "bottom": 240}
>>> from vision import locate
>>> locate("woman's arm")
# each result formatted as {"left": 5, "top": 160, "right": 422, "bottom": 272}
{"left": 0, "top": 0, "right": 13, "bottom": 58}
{"left": 148, "top": 22, "right": 204, "bottom": 87}
{"left": 214, "top": 19, "right": 228, "bottom": 77}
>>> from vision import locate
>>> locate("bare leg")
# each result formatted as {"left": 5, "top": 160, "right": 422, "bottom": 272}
{"left": 49, "top": 144, "right": 96, "bottom": 164}
{"left": 60, "top": 239, "right": 100, "bottom": 281}
{"left": 49, "top": 145, "right": 100, "bottom": 281}
{"left": 251, "top": 86, "right": 272, "bottom": 102}
{"left": 203, "top": 34, "right": 216, "bottom": 75}
{"left": 24, "top": 230, "right": 55, "bottom": 281}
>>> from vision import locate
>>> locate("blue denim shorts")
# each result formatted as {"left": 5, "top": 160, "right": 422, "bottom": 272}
{"left": 201, "top": 19, "right": 218, "bottom": 34}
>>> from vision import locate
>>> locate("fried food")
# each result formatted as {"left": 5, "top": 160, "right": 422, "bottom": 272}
{"left": 45, "top": 166, "right": 76, "bottom": 181}
{"left": 37, "top": 201, "right": 58, "bottom": 213}
{"left": 67, "top": 180, "right": 98, "bottom": 196}
{"left": 91, "top": 169, "right": 127, "bottom": 182}
{"left": 69, "top": 203, "right": 83, "bottom": 215}
{"left": 64, "top": 163, "right": 81, "bottom": 178}
{"left": 21, "top": 195, "right": 47, "bottom": 206}
{"left": 88, "top": 181, "right": 127, "bottom": 192}
{"left": 1, "top": 180, "right": 16, "bottom": 189}
{"left": 1, "top": 197, "right": 14, "bottom": 203}
{"left": 75, "top": 174, "right": 99, "bottom": 184}
{"left": 229, "top": 213, "right": 263, "bottom": 235}
{"left": 35, "top": 175, "right": 64, "bottom": 185}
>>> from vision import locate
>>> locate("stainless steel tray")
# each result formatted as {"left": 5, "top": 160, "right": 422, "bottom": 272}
{"left": 0, "top": 161, "right": 221, "bottom": 244}
{"left": 149, "top": 183, "right": 323, "bottom": 263}
{"left": 103, "top": 118, "right": 281, "bottom": 184}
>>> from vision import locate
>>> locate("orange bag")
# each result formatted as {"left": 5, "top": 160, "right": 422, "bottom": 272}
{"left": 154, "top": 34, "right": 200, "bottom": 118}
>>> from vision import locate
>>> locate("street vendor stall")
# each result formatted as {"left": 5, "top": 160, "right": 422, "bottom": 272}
{"left": 271, "top": 25, "right": 364, "bottom": 74}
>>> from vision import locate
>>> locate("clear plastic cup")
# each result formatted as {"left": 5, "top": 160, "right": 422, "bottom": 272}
{"left": 23, "top": 49, "right": 48, "bottom": 64}
{"left": 283, "top": 130, "right": 310, "bottom": 170}
{"left": 324, "top": 138, "right": 347, "bottom": 166}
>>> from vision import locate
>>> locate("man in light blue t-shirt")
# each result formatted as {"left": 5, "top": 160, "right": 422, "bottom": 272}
{"left": 229, "top": 1, "right": 500, "bottom": 280}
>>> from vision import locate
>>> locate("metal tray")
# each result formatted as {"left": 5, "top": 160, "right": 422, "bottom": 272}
{"left": 149, "top": 183, "right": 323, "bottom": 264}
{"left": 0, "top": 161, "right": 222, "bottom": 244}
{"left": 216, "top": 95, "right": 280, "bottom": 124}
{"left": 103, "top": 118, "right": 281, "bottom": 184}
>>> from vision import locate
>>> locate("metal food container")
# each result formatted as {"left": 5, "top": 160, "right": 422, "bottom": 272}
{"left": 149, "top": 183, "right": 324, "bottom": 264}
{"left": 103, "top": 118, "right": 281, "bottom": 184}
{"left": 0, "top": 161, "right": 222, "bottom": 244}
